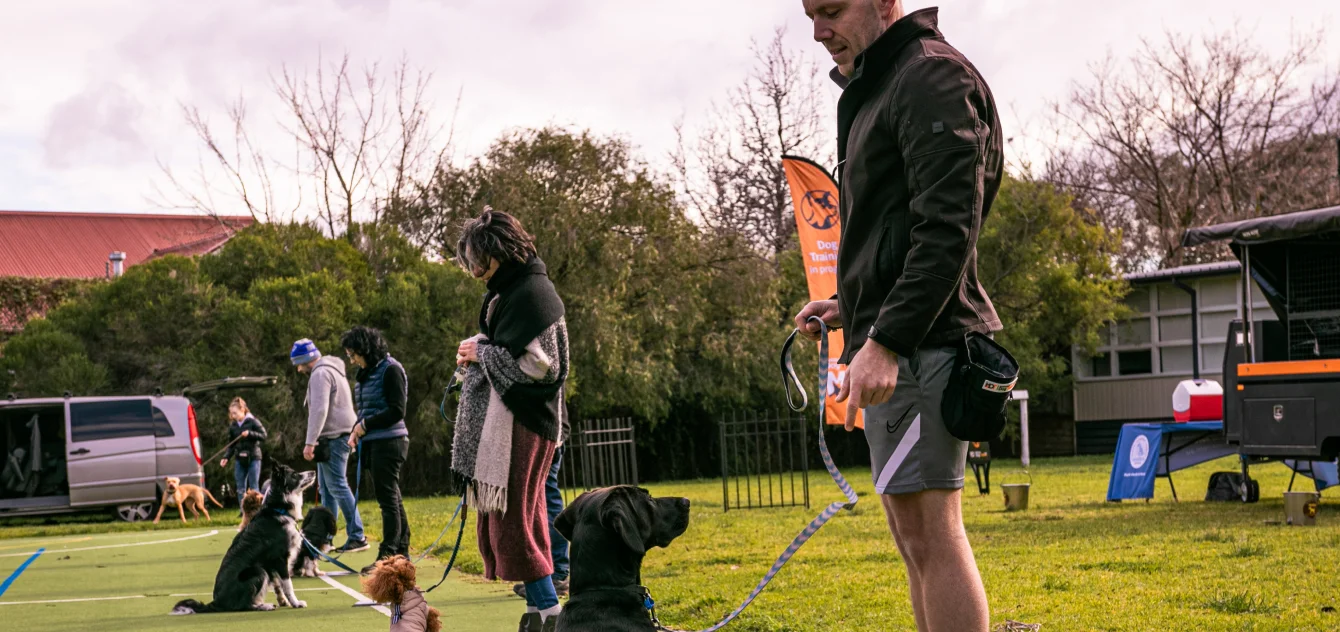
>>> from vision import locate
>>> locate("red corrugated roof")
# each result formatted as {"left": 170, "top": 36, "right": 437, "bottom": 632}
{"left": 0, "top": 211, "right": 254, "bottom": 279}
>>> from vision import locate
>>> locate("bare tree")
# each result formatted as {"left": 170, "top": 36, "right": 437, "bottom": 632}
{"left": 1047, "top": 27, "right": 1340, "bottom": 270}
{"left": 154, "top": 54, "right": 455, "bottom": 238}
{"left": 152, "top": 98, "right": 300, "bottom": 224}
{"left": 673, "top": 27, "right": 835, "bottom": 262}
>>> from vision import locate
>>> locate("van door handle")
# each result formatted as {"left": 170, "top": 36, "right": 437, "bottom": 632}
{"left": 69, "top": 448, "right": 90, "bottom": 456}
{"left": 156, "top": 441, "right": 168, "bottom": 450}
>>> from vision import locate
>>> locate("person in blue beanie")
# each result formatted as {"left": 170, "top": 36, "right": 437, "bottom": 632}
{"left": 292, "top": 338, "right": 368, "bottom": 553}
{"left": 342, "top": 326, "right": 411, "bottom": 573}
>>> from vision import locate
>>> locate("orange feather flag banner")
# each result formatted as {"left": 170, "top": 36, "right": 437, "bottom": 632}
{"left": 782, "top": 155, "right": 862, "bottom": 430}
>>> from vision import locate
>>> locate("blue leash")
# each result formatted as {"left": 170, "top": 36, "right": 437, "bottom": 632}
{"left": 647, "top": 318, "right": 858, "bottom": 631}
{"left": 304, "top": 537, "right": 361, "bottom": 575}
{"left": 413, "top": 497, "right": 465, "bottom": 565}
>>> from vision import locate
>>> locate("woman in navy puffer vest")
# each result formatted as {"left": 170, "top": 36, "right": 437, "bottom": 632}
{"left": 343, "top": 325, "right": 411, "bottom": 570}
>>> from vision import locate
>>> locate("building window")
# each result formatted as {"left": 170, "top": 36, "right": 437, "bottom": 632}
{"left": 1090, "top": 352, "right": 1112, "bottom": 377}
{"left": 1159, "top": 314, "right": 1193, "bottom": 342}
{"left": 1118, "top": 349, "right": 1154, "bottom": 375}
{"left": 1160, "top": 345, "right": 1195, "bottom": 373}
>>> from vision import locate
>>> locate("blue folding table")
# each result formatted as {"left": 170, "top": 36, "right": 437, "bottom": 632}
{"left": 1108, "top": 421, "right": 1234, "bottom": 502}
{"left": 1108, "top": 421, "right": 1340, "bottom": 501}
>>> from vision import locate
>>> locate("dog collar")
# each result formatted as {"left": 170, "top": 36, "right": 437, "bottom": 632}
{"left": 640, "top": 586, "right": 662, "bottom": 627}
{"left": 265, "top": 506, "right": 290, "bottom": 517}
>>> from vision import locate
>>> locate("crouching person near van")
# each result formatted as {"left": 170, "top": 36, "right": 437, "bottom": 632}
{"left": 293, "top": 338, "right": 369, "bottom": 553}
{"left": 219, "top": 398, "right": 267, "bottom": 503}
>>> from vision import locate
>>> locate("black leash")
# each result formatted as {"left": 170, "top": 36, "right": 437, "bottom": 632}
{"left": 423, "top": 495, "right": 469, "bottom": 593}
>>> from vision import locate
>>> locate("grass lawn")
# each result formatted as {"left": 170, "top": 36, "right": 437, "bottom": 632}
{"left": 3, "top": 454, "right": 1340, "bottom": 631}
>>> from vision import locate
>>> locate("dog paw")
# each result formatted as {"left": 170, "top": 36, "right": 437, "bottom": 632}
{"left": 255, "top": 604, "right": 275, "bottom": 611}
{"left": 291, "top": 600, "right": 307, "bottom": 609}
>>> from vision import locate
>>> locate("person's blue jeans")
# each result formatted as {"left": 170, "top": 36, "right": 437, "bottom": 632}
{"left": 546, "top": 446, "right": 569, "bottom": 581}
{"left": 317, "top": 436, "right": 365, "bottom": 543}
{"left": 233, "top": 458, "right": 261, "bottom": 500}
{"left": 524, "top": 576, "right": 559, "bottom": 610}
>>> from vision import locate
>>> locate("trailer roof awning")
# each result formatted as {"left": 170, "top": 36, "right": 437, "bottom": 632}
{"left": 1181, "top": 205, "right": 1340, "bottom": 247}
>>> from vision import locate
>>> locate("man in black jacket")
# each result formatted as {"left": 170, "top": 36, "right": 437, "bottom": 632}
{"left": 796, "top": 2, "right": 999, "bottom": 630}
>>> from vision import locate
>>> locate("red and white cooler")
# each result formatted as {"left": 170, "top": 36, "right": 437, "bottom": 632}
{"left": 1172, "top": 379, "right": 1224, "bottom": 422}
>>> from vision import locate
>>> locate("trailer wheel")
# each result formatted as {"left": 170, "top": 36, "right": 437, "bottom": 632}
{"left": 1241, "top": 479, "right": 1260, "bottom": 503}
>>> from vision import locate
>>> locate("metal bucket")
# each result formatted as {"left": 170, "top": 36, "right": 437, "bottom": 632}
{"left": 1284, "top": 491, "right": 1320, "bottom": 526}
{"left": 1001, "top": 471, "right": 1032, "bottom": 511}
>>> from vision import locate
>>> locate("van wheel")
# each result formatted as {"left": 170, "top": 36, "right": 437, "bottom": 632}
{"left": 116, "top": 502, "right": 155, "bottom": 522}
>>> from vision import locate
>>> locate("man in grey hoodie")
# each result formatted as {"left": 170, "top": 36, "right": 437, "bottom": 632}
{"left": 292, "top": 338, "right": 368, "bottom": 552}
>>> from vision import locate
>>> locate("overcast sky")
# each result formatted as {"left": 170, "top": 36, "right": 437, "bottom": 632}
{"left": 2, "top": 0, "right": 1336, "bottom": 215}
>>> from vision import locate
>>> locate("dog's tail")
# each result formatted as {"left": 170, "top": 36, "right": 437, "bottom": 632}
{"left": 204, "top": 489, "right": 224, "bottom": 508}
{"left": 426, "top": 606, "right": 442, "bottom": 632}
{"left": 170, "top": 599, "right": 214, "bottom": 615}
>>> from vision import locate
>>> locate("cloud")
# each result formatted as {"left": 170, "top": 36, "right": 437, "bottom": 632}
{"left": 42, "top": 82, "right": 148, "bottom": 169}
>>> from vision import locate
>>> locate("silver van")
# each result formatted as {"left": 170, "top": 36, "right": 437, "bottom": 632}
{"left": 0, "top": 377, "right": 276, "bottom": 522}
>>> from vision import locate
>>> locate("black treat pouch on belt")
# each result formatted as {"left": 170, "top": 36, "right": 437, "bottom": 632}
{"left": 941, "top": 332, "right": 1020, "bottom": 442}
{"left": 235, "top": 450, "right": 252, "bottom": 465}
{"left": 313, "top": 437, "right": 332, "bottom": 463}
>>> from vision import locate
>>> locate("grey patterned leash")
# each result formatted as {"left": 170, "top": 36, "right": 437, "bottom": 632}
{"left": 647, "top": 317, "right": 858, "bottom": 631}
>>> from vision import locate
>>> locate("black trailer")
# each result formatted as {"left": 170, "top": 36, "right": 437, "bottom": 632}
{"left": 1182, "top": 204, "right": 1340, "bottom": 500}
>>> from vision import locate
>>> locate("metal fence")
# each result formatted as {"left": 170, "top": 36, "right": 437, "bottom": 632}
{"left": 559, "top": 417, "right": 638, "bottom": 504}
{"left": 719, "top": 410, "right": 810, "bottom": 512}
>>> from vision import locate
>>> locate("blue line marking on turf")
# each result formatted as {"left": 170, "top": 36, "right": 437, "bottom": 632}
{"left": 0, "top": 547, "right": 45, "bottom": 598}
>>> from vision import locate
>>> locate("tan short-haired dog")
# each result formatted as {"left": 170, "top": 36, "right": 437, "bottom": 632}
{"left": 154, "top": 476, "right": 224, "bottom": 524}
{"left": 238, "top": 489, "right": 265, "bottom": 530}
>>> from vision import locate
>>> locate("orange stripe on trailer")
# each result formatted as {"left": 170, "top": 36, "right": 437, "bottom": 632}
{"left": 1238, "top": 360, "right": 1340, "bottom": 377}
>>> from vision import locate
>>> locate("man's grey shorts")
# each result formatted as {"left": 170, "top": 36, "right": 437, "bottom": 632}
{"left": 863, "top": 345, "right": 966, "bottom": 495}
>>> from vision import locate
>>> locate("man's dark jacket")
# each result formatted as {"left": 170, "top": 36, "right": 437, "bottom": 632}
{"left": 832, "top": 7, "right": 1002, "bottom": 362}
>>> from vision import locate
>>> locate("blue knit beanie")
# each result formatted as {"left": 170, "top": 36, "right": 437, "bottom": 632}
{"left": 290, "top": 339, "right": 321, "bottom": 365}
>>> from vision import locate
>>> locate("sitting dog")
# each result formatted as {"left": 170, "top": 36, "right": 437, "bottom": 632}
{"left": 292, "top": 505, "right": 338, "bottom": 577}
{"left": 170, "top": 464, "right": 316, "bottom": 614}
{"left": 154, "top": 476, "right": 224, "bottom": 524}
{"left": 554, "top": 486, "right": 691, "bottom": 632}
{"left": 361, "top": 555, "right": 442, "bottom": 632}
{"left": 238, "top": 489, "right": 265, "bottom": 531}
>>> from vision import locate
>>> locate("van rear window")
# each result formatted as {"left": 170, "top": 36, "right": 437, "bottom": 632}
{"left": 152, "top": 407, "right": 175, "bottom": 437}
{"left": 70, "top": 400, "right": 154, "bottom": 442}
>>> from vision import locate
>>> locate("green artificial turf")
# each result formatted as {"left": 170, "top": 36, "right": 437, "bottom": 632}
{"left": 3, "top": 455, "right": 1340, "bottom": 631}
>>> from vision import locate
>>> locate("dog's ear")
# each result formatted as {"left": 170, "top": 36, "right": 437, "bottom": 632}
{"left": 555, "top": 504, "right": 577, "bottom": 541}
{"left": 601, "top": 496, "right": 646, "bottom": 555}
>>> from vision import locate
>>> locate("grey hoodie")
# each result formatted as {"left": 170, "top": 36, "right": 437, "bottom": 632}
{"left": 305, "top": 355, "right": 358, "bottom": 446}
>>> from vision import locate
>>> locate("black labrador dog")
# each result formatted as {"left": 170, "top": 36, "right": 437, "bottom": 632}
{"left": 554, "top": 485, "right": 690, "bottom": 632}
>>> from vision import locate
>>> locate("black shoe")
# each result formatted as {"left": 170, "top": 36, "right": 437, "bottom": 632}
{"left": 554, "top": 578, "right": 569, "bottom": 598}
{"left": 540, "top": 614, "right": 558, "bottom": 632}
{"left": 359, "top": 563, "right": 377, "bottom": 576}
{"left": 518, "top": 612, "right": 541, "bottom": 632}
{"left": 513, "top": 583, "right": 527, "bottom": 599}
{"left": 334, "top": 539, "right": 370, "bottom": 553}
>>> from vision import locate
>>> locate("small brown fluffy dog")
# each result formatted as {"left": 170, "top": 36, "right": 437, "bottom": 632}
{"left": 361, "top": 556, "right": 441, "bottom": 632}
{"left": 237, "top": 489, "right": 265, "bottom": 530}
{"left": 153, "top": 476, "right": 224, "bottom": 524}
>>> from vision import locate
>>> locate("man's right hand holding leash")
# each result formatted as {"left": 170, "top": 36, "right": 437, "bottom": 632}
{"left": 794, "top": 299, "right": 898, "bottom": 431}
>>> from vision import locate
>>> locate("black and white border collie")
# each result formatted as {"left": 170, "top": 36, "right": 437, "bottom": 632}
{"left": 171, "top": 464, "right": 316, "bottom": 614}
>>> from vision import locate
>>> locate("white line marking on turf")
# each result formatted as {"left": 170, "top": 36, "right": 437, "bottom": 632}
{"left": 319, "top": 574, "right": 391, "bottom": 617}
{"left": 0, "top": 595, "right": 146, "bottom": 605}
{"left": 0, "top": 587, "right": 331, "bottom": 606}
{"left": 0, "top": 530, "right": 220, "bottom": 557}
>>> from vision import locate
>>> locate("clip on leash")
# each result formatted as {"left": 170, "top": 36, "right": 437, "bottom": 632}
{"left": 651, "top": 317, "right": 859, "bottom": 632}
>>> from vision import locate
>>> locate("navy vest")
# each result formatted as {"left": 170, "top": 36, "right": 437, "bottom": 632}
{"left": 355, "top": 356, "right": 408, "bottom": 441}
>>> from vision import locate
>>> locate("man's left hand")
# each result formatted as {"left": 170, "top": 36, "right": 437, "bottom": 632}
{"left": 835, "top": 341, "right": 900, "bottom": 431}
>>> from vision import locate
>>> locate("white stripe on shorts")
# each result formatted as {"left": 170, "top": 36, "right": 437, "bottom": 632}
{"left": 875, "top": 413, "right": 921, "bottom": 493}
